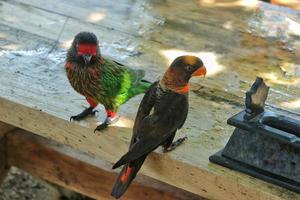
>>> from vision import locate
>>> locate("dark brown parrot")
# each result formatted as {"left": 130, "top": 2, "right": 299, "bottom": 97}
{"left": 111, "top": 55, "right": 207, "bottom": 198}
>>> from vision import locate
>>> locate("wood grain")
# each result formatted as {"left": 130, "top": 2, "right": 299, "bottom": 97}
{"left": 3, "top": 0, "right": 300, "bottom": 114}
{"left": 0, "top": 96, "right": 298, "bottom": 200}
{"left": 0, "top": 133, "right": 7, "bottom": 183}
{"left": 0, "top": 0, "right": 299, "bottom": 199}
{"left": 6, "top": 129, "right": 199, "bottom": 200}
{"left": 0, "top": 122, "right": 14, "bottom": 183}
{"left": 0, "top": 1, "right": 66, "bottom": 41}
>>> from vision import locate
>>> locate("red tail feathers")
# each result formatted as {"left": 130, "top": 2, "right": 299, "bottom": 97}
{"left": 111, "top": 157, "right": 147, "bottom": 198}
{"left": 111, "top": 165, "right": 136, "bottom": 198}
{"left": 120, "top": 166, "right": 133, "bottom": 183}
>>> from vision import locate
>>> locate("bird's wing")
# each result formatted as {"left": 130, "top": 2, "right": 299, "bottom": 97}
{"left": 112, "top": 59, "right": 124, "bottom": 67}
{"left": 132, "top": 81, "right": 158, "bottom": 133}
{"left": 112, "top": 119, "right": 174, "bottom": 169}
{"left": 113, "top": 92, "right": 188, "bottom": 169}
{"left": 178, "top": 100, "right": 188, "bottom": 129}
{"left": 108, "top": 58, "right": 145, "bottom": 84}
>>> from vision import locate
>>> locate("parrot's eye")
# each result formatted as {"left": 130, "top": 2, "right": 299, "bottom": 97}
{"left": 185, "top": 65, "right": 193, "bottom": 71}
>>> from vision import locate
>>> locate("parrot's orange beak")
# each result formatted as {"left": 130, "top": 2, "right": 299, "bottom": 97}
{"left": 192, "top": 65, "right": 206, "bottom": 77}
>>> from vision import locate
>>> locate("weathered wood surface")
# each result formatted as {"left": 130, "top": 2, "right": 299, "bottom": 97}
{"left": 0, "top": 0, "right": 299, "bottom": 199}
{"left": 7, "top": 129, "right": 198, "bottom": 200}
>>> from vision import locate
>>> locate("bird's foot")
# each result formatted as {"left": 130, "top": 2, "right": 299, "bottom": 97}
{"left": 163, "top": 136, "right": 187, "bottom": 153}
{"left": 70, "top": 106, "right": 98, "bottom": 121}
{"left": 94, "top": 115, "right": 120, "bottom": 132}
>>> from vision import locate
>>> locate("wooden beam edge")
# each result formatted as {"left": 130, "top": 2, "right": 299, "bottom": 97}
{"left": 0, "top": 122, "right": 15, "bottom": 183}
{"left": 6, "top": 129, "right": 201, "bottom": 200}
{"left": 0, "top": 97, "right": 298, "bottom": 200}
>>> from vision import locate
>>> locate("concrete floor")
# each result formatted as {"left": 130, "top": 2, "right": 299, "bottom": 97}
{"left": 0, "top": 167, "right": 92, "bottom": 200}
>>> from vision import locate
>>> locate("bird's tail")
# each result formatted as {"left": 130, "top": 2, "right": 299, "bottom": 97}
{"left": 129, "top": 79, "right": 152, "bottom": 98}
{"left": 111, "top": 156, "right": 146, "bottom": 199}
{"left": 134, "top": 69, "right": 145, "bottom": 82}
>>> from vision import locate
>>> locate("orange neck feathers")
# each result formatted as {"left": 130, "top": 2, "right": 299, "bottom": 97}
{"left": 173, "top": 84, "right": 190, "bottom": 94}
{"left": 160, "top": 68, "right": 189, "bottom": 94}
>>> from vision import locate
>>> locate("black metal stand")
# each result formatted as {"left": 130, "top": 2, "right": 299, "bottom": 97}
{"left": 209, "top": 77, "right": 300, "bottom": 193}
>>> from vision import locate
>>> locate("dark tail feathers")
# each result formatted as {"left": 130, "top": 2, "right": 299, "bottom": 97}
{"left": 111, "top": 164, "right": 137, "bottom": 199}
{"left": 111, "top": 156, "right": 146, "bottom": 199}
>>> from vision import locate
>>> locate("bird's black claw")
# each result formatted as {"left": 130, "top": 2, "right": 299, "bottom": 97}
{"left": 164, "top": 136, "right": 187, "bottom": 152}
{"left": 93, "top": 115, "right": 120, "bottom": 133}
{"left": 70, "top": 107, "right": 97, "bottom": 121}
{"left": 90, "top": 110, "right": 98, "bottom": 116}
{"left": 94, "top": 122, "right": 109, "bottom": 132}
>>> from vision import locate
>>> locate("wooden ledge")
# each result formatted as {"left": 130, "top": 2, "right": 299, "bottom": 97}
{"left": 0, "top": 95, "right": 298, "bottom": 200}
{"left": 0, "top": 123, "right": 15, "bottom": 183}
{"left": 0, "top": 0, "right": 299, "bottom": 199}
{"left": 5, "top": 129, "right": 198, "bottom": 200}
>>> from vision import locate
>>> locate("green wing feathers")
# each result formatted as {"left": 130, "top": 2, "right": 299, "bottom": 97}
{"left": 127, "top": 68, "right": 152, "bottom": 99}
{"left": 101, "top": 59, "right": 152, "bottom": 109}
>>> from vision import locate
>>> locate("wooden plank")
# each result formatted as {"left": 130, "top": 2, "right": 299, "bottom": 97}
{"left": 0, "top": 93, "right": 298, "bottom": 200}
{"left": 146, "top": 1, "right": 300, "bottom": 115}
{"left": 0, "top": 135, "right": 7, "bottom": 183}
{"left": 58, "top": 7, "right": 300, "bottom": 115}
{"left": 0, "top": 1, "right": 66, "bottom": 41}
{"left": 0, "top": 122, "right": 14, "bottom": 183}
{"left": 1, "top": 0, "right": 300, "bottom": 113}
{"left": 2, "top": 0, "right": 300, "bottom": 114}
{"left": 0, "top": 122, "right": 15, "bottom": 137}
{"left": 9, "top": 0, "right": 160, "bottom": 37}
{"left": 6, "top": 129, "right": 198, "bottom": 200}
{"left": 0, "top": 1, "right": 299, "bottom": 200}
{"left": 0, "top": 23, "right": 55, "bottom": 51}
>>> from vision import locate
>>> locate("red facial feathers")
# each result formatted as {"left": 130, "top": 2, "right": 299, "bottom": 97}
{"left": 77, "top": 43, "right": 97, "bottom": 56}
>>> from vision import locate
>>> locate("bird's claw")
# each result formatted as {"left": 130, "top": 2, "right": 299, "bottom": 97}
{"left": 70, "top": 107, "right": 98, "bottom": 121}
{"left": 94, "top": 110, "right": 98, "bottom": 114}
{"left": 93, "top": 115, "right": 120, "bottom": 133}
{"left": 164, "top": 136, "right": 187, "bottom": 152}
{"left": 94, "top": 122, "right": 109, "bottom": 132}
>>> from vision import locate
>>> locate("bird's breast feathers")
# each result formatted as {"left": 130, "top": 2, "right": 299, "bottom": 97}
{"left": 65, "top": 61, "right": 102, "bottom": 97}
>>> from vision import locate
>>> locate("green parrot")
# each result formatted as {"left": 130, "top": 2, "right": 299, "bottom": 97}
{"left": 65, "top": 32, "right": 151, "bottom": 131}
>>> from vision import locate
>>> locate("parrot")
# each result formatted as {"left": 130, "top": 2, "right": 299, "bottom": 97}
{"left": 64, "top": 32, "right": 152, "bottom": 132}
{"left": 111, "top": 55, "right": 207, "bottom": 199}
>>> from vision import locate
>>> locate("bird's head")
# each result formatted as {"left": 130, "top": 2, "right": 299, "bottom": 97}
{"left": 161, "top": 55, "right": 206, "bottom": 93}
{"left": 71, "top": 32, "right": 100, "bottom": 65}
